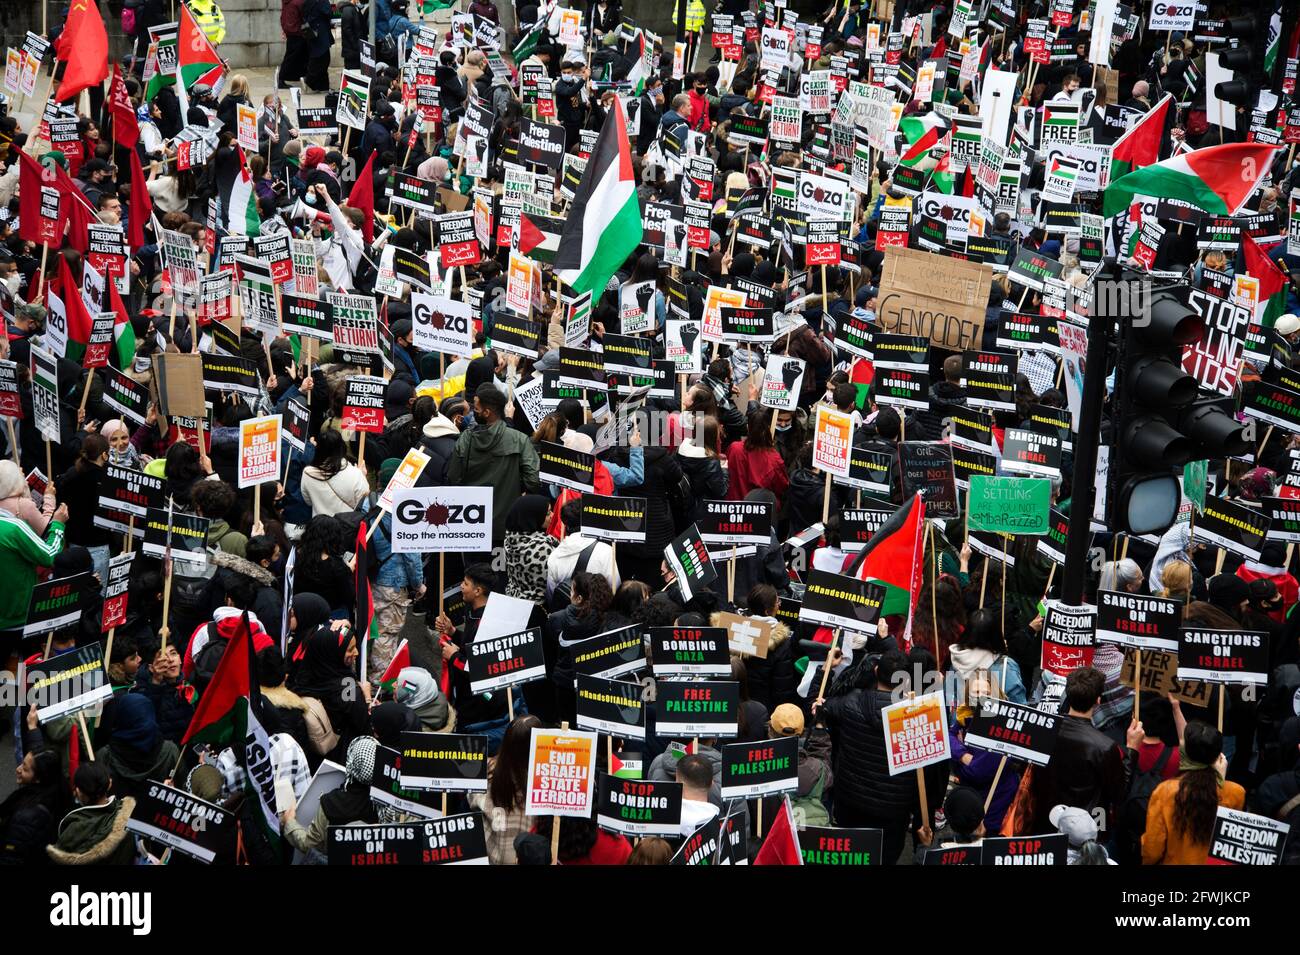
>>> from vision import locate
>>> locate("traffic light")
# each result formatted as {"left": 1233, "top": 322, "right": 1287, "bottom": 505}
{"left": 1109, "top": 281, "right": 1246, "bottom": 536}
{"left": 1214, "top": 14, "right": 1265, "bottom": 106}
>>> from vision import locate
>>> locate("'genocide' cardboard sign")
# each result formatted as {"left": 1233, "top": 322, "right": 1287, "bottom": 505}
{"left": 875, "top": 246, "right": 993, "bottom": 351}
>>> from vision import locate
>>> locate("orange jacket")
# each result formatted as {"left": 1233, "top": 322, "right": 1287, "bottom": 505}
{"left": 1141, "top": 776, "right": 1245, "bottom": 865}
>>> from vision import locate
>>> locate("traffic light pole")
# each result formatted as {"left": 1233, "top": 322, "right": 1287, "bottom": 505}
{"left": 1060, "top": 282, "right": 1116, "bottom": 608}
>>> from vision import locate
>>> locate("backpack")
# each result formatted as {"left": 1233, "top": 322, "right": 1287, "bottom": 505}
{"left": 666, "top": 470, "right": 695, "bottom": 534}
{"left": 547, "top": 541, "right": 599, "bottom": 612}
{"left": 191, "top": 620, "right": 227, "bottom": 692}
{"left": 1117, "top": 744, "right": 1176, "bottom": 865}
{"left": 791, "top": 760, "right": 830, "bottom": 828}
{"left": 170, "top": 550, "right": 219, "bottom": 625}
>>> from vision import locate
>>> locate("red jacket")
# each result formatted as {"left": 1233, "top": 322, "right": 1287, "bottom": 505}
{"left": 183, "top": 609, "right": 275, "bottom": 679}
{"left": 687, "top": 89, "right": 712, "bottom": 132}
{"left": 725, "top": 441, "right": 789, "bottom": 501}
{"left": 1236, "top": 564, "right": 1299, "bottom": 623}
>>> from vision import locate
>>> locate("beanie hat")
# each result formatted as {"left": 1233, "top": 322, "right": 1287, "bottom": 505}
{"left": 303, "top": 145, "right": 327, "bottom": 170}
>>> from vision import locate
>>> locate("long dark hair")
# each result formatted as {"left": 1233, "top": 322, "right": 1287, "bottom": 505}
{"left": 573, "top": 571, "right": 612, "bottom": 623}
{"left": 1173, "top": 721, "right": 1224, "bottom": 844}
{"left": 78, "top": 434, "right": 108, "bottom": 471}
{"left": 487, "top": 715, "right": 541, "bottom": 811}
{"left": 312, "top": 429, "right": 349, "bottom": 479}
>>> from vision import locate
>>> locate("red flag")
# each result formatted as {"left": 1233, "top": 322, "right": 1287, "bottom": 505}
{"left": 57, "top": 255, "right": 95, "bottom": 347}
{"left": 347, "top": 151, "right": 376, "bottom": 244}
{"left": 108, "top": 65, "right": 140, "bottom": 150}
{"left": 54, "top": 0, "right": 110, "bottom": 103}
{"left": 754, "top": 796, "right": 804, "bottom": 865}
{"left": 49, "top": 163, "right": 95, "bottom": 255}
{"left": 127, "top": 148, "right": 153, "bottom": 251}
{"left": 17, "top": 152, "right": 61, "bottom": 247}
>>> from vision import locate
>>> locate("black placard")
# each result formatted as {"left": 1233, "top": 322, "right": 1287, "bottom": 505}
{"left": 371, "top": 744, "right": 444, "bottom": 818}
{"left": 664, "top": 523, "right": 719, "bottom": 601}
{"left": 141, "top": 508, "right": 210, "bottom": 567}
{"left": 837, "top": 445, "right": 893, "bottom": 494}
{"left": 125, "top": 782, "right": 237, "bottom": 863}
{"left": 580, "top": 493, "right": 648, "bottom": 542}
{"left": 840, "top": 508, "right": 892, "bottom": 552}
{"left": 1243, "top": 380, "right": 1300, "bottom": 433}
{"left": 398, "top": 732, "right": 489, "bottom": 791}
{"left": 201, "top": 352, "right": 261, "bottom": 397}
{"left": 1176, "top": 629, "right": 1270, "bottom": 685}
{"left": 898, "top": 442, "right": 961, "bottom": 518}
{"left": 648, "top": 626, "right": 732, "bottom": 677}
{"left": 1096, "top": 590, "right": 1181, "bottom": 652}
{"left": 326, "top": 814, "right": 489, "bottom": 865}
{"left": 101, "top": 368, "right": 150, "bottom": 426}
{"left": 537, "top": 440, "right": 596, "bottom": 493}
{"left": 488, "top": 314, "right": 541, "bottom": 357}
{"left": 601, "top": 333, "right": 653, "bottom": 376}
{"left": 466, "top": 627, "right": 546, "bottom": 694}
{"left": 1194, "top": 497, "right": 1270, "bottom": 561}
{"left": 596, "top": 774, "right": 684, "bottom": 837}
{"left": 557, "top": 346, "right": 607, "bottom": 389}
{"left": 949, "top": 406, "right": 995, "bottom": 453}
{"left": 571, "top": 624, "right": 645, "bottom": 680}
{"left": 98, "top": 464, "right": 165, "bottom": 518}
{"left": 720, "top": 306, "right": 775, "bottom": 342}
{"left": 1207, "top": 808, "right": 1289, "bottom": 865}
{"left": 1026, "top": 403, "right": 1073, "bottom": 452}
{"left": 719, "top": 735, "right": 799, "bottom": 799}
{"left": 697, "top": 499, "right": 774, "bottom": 546}
{"left": 575, "top": 673, "right": 646, "bottom": 739}
{"left": 963, "top": 349, "right": 1017, "bottom": 412}
{"left": 1002, "top": 427, "right": 1062, "bottom": 478}
{"left": 27, "top": 637, "right": 110, "bottom": 719}
{"left": 517, "top": 118, "right": 566, "bottom": 168}
{"left": 964, "top": 698, "right": 1061, "bottom": 766}
{"left": 798, "top": 568, "right": 887, "bottom": 634}
{"left": 924, "top": 845, "right": 982, "bottom": 865}
{"left": 655, "top": 680, "right": 741, "bottom": 738}
{"left": 800, "top": 826, "right": 885, "bottom": 865}
{"left": 980, "top": 833, "right": 1068, "bottom": 865}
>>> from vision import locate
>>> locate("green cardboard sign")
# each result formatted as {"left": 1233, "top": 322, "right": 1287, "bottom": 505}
{"left": 967, "top": 475, "right": 1051, "bottom": 535}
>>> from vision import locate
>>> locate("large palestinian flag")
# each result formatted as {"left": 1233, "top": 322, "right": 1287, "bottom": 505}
{"left": 897, "top": 113, "right": 949, "bottom": 169}
{"left": 555, "top": 97, "right": 643, "bottom": 296}
{"left": 1102, "top": 142, "right": 1279, "bottom": 218}
{"left": 178, "top": 2, "right": 225, "bottom": 92}
{"left": 845, "top": 493, "right": 927, "bottom": 618}
{"left": 218, "top": 145, "right": 261, "bottom": 236}
{"left": 1109, "top": 93, "right": 1173, "bottom": 183}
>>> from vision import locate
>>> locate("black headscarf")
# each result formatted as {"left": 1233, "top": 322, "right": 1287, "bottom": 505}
{"left": 505, "top": 494, "right": 551, "bottom": 533}
{"left": 371, "top": 702, "right": 421, "bottom": 749}
{"left": 288, "top": 625, "right": 356, "bottom": 705}
{"left": 292, "top": 593, "right": 332, "bottom": 636}
{"left": 464, "top": 353, "right": 498, "bottom": 397}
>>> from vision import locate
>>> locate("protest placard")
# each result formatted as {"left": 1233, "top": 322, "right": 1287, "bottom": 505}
{"left": 390, "top": 487, "right": 493, "bottom": 553}
{"left": 882, "top": 691, "right": 951, "bottom": 776}
{"left": 967, "top": 475, "right": 1051, "bottom": 535}
{"left": 398, "top": 732, "right": 489, "bottom": 792}
{"left": 237, "top": 415, "right": 281, "bottom": 488}
{"left": 524, "top": 729, "right": 599, "bottom": 818}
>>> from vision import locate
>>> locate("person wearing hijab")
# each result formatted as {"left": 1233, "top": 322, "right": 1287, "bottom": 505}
{"left": 371, "top": 701, "right": 422, "bottom": 749}
{"left": 286, "top": 593, "right": 333, "bottom": 668}
{"left": 393, "top": 667, "right": 455, "bottom": 733}
{"left": 0, "top": 747, "right": 68, "bottom": 864}
{"left": 99, "top": 419, "right": 142, "bottom": 469}
{"left": 417, "top": 154, "right": 450, "bottom": 184}
{"left": 288, "top": 621, "right": 372, "bottom": 761}
{"left": 504, "top": 495, "right": 556, "bottom": 608}
{"left": 281, "top": 736, "right": 380, "bottom": 853}
{"left": 104, "top": 694, "right": 180, "bottom": 803}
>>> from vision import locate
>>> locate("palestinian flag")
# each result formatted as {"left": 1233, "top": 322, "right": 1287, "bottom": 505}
{"left": 610, "top": 751, "right": 643, "bottom": 779}
{"left": 930, "top": 135, "right": 955, "bottom": 195}
{"left": 376, "top": 638, "right": 411, "bottom": 692}
{"left": 513, "top": 21, "right": 545, "bottom": 62}
{"left": 181, "top": 611, "right": 252, "bottom": 747}
{"left": 218, "top": 145, "right": 261, "bottom": 236}
{"left": 845, "top": 492, "right": 927, "bottom": 617}
{"left": 754, "top": 796, "right": 803, "bottom": 865}
{"left": 1266, "top": 1, "right": 1283, "bottom": 74}
{"left": 1109, "top": 92, "right": 1173, "bottom": 183}
{"left": 56, "top": 255, "right": 94, "bottom": 362}
{"left": 555, "top": 97, "right": 643, "bottom": 296}
{"left": 897, "top": 112, "right": 949, "bottom": 168}
{"left": 178, "top": 2, "right": 225, "bottom": 93}
{"left": 1243, "top": 235, "right": 1289, "bottom": 330}
{"left": 355, "top": 519, "right": 379, "bottom": 650}
{"left": 625, "top": 29, "right": 648, "bottom": 96}
{"left": 108, "top": 279, "right": 138, "bottom": 369}
{"left": 1102, "top": 143, "right": 1279, "bottom": 218}
{"left": 143, "top": 32, "right": 178, "bottom": 102}
{"left": 516, "top": 212, "right": 563, "bottom": 263}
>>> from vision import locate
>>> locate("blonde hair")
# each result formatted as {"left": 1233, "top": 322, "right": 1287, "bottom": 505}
{"left": 1160, "top": 560, "right": 1192, "bottom": 598}
{"left": 228, "top": 74, "right": 250, "bottom": 99}
{"left": 1204, "top": 251, "right": 1228, "bottom": 271}
{"left": 0, "top": 460, "right": 24, "bottom": 499}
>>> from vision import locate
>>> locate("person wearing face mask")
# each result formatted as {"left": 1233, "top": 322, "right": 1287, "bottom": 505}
{"left": 417, "top": 398, "right": 468, "bottom": 484}
{"left": 131, "top": 636, "right": 197, "bottom": 745}
{"left": 556, "top": 56, "right": 588, "bottom": 149}
{"left": 685, "top": 72, "right": 714, "bottom": 133}
{"left": 637, "top": 78, "right": 665, "bottom": 154}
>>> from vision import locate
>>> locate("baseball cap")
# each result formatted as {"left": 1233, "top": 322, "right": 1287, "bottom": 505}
{"left": 769, "top": 703, "right": 805, "bottom": 737}
{"left": 944, "top": 785, "right": 985, "bottom": 836}
{"left": 1050, "top": 804, "right": 1099, "bottom": 847}
{"left": 1277, "top": 314, "right": 1300, "bottom": 336}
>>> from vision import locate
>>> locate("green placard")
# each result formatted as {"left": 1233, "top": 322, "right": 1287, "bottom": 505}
{"left": 1183, "top": 459, "right": 1208, "bottom": 513}
{"left": 967, "top": 476, "right": 1051, "bottom": 535}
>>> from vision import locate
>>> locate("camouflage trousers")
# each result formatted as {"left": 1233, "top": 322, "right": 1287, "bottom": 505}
{"left": 368, "top": 585, "right": 411, "bottom": 683}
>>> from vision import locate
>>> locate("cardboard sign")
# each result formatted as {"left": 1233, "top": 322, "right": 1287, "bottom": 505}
{"left": 967, "top": 476, "right": 1051, "bottom": 535}
{"left": 648, "top": 626, "right": 732, "bottom": 677}
{"left": 964, "top": 698, "right": 1060, "bottom": 766}
{"left": 153, "top": 352, "right": 206, "bottom": 419}
{"left": 1120, "top": 649, "right": 1212, "bottom": 706}
{"left": 655, "top": 680, "right": 741, "bottom": 738}
{"left": 899, "top": 442, "right": 961, "bottom": 518}
{"left": 570, "top": 624, "right": 645, "bottom": 680}
{"left": 799, "top": 568, "right": 887, "bottom": 634}
{"left": 981, "top": 834, "right": 1068, "bottom": 865}
{"left": 1040, "top": 601, "right": 1097, "bottom": 677}
{"left": 813, "top": 404, "right": 854, "bottom": 477}
{"left": 596, "top": 775, "right": 683, "bottom": 837}
{"left": 398, "top": 732, "right": 489, "bottom": 792}
{"left": 524, "top": 729, "right": 599, "bottom": 818}
{"left": 876, "top": 247, "right": 992, "bottom": 351}
{"left": 1194, "top": 497, "right": 1270, "bottom": 561}
{"left": 575, "top": 674, "right": 646, "bottom": 740}
{"left": 326, "top": 814, "right": 490, "bottom": 865}
{"left": 1096, "top": 590, "right": 1181, "bottom": 652}
{"left": 1207, "top": 807, "right": 1290, "bottom": 865}
{"left": 125, "top": 782, "right": 236, "bottom": 863}
{"left": 341, "top": 375, "right": 387, "bottom": 433}
{"left": 882, "top": 691, "right": 951, "bottom": 776}
{"left": 467, "top": 627, "right": 546, "bottom": 694}
{"left": 664, "top": 524, "right": 719, "bottom": 602}
{"left": 237, "top": 415, "right": 281, "bottom": 488}
{"left": 719, "top": 736, "right": 800, "bottom": 799}
{"left": 1177, "top": 629, "right": 1270, "bottom": 686}
{"left": 715, "top": 611, "right": 773, "bottom": 659}
{"left": 579, "top": 494, "right": 648, "bottom": 543}
{"left": 28, "top": 637, "right": 110, "bottom": 721}
{"left": 391, "top": 486, "right": 493, "bottom": 554}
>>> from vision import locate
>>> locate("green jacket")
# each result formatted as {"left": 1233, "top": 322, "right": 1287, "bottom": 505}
{"left": 445, "top": 420, "right": 540, "bottom": 542}
{"left": 47, "top": 797, "right": 136, "bottom": 865}
{"left": 208, "top": 519, "right": 248, "bottom": 559}
{"left": 0, "top": 514, "right": 65, "bottom": 630}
